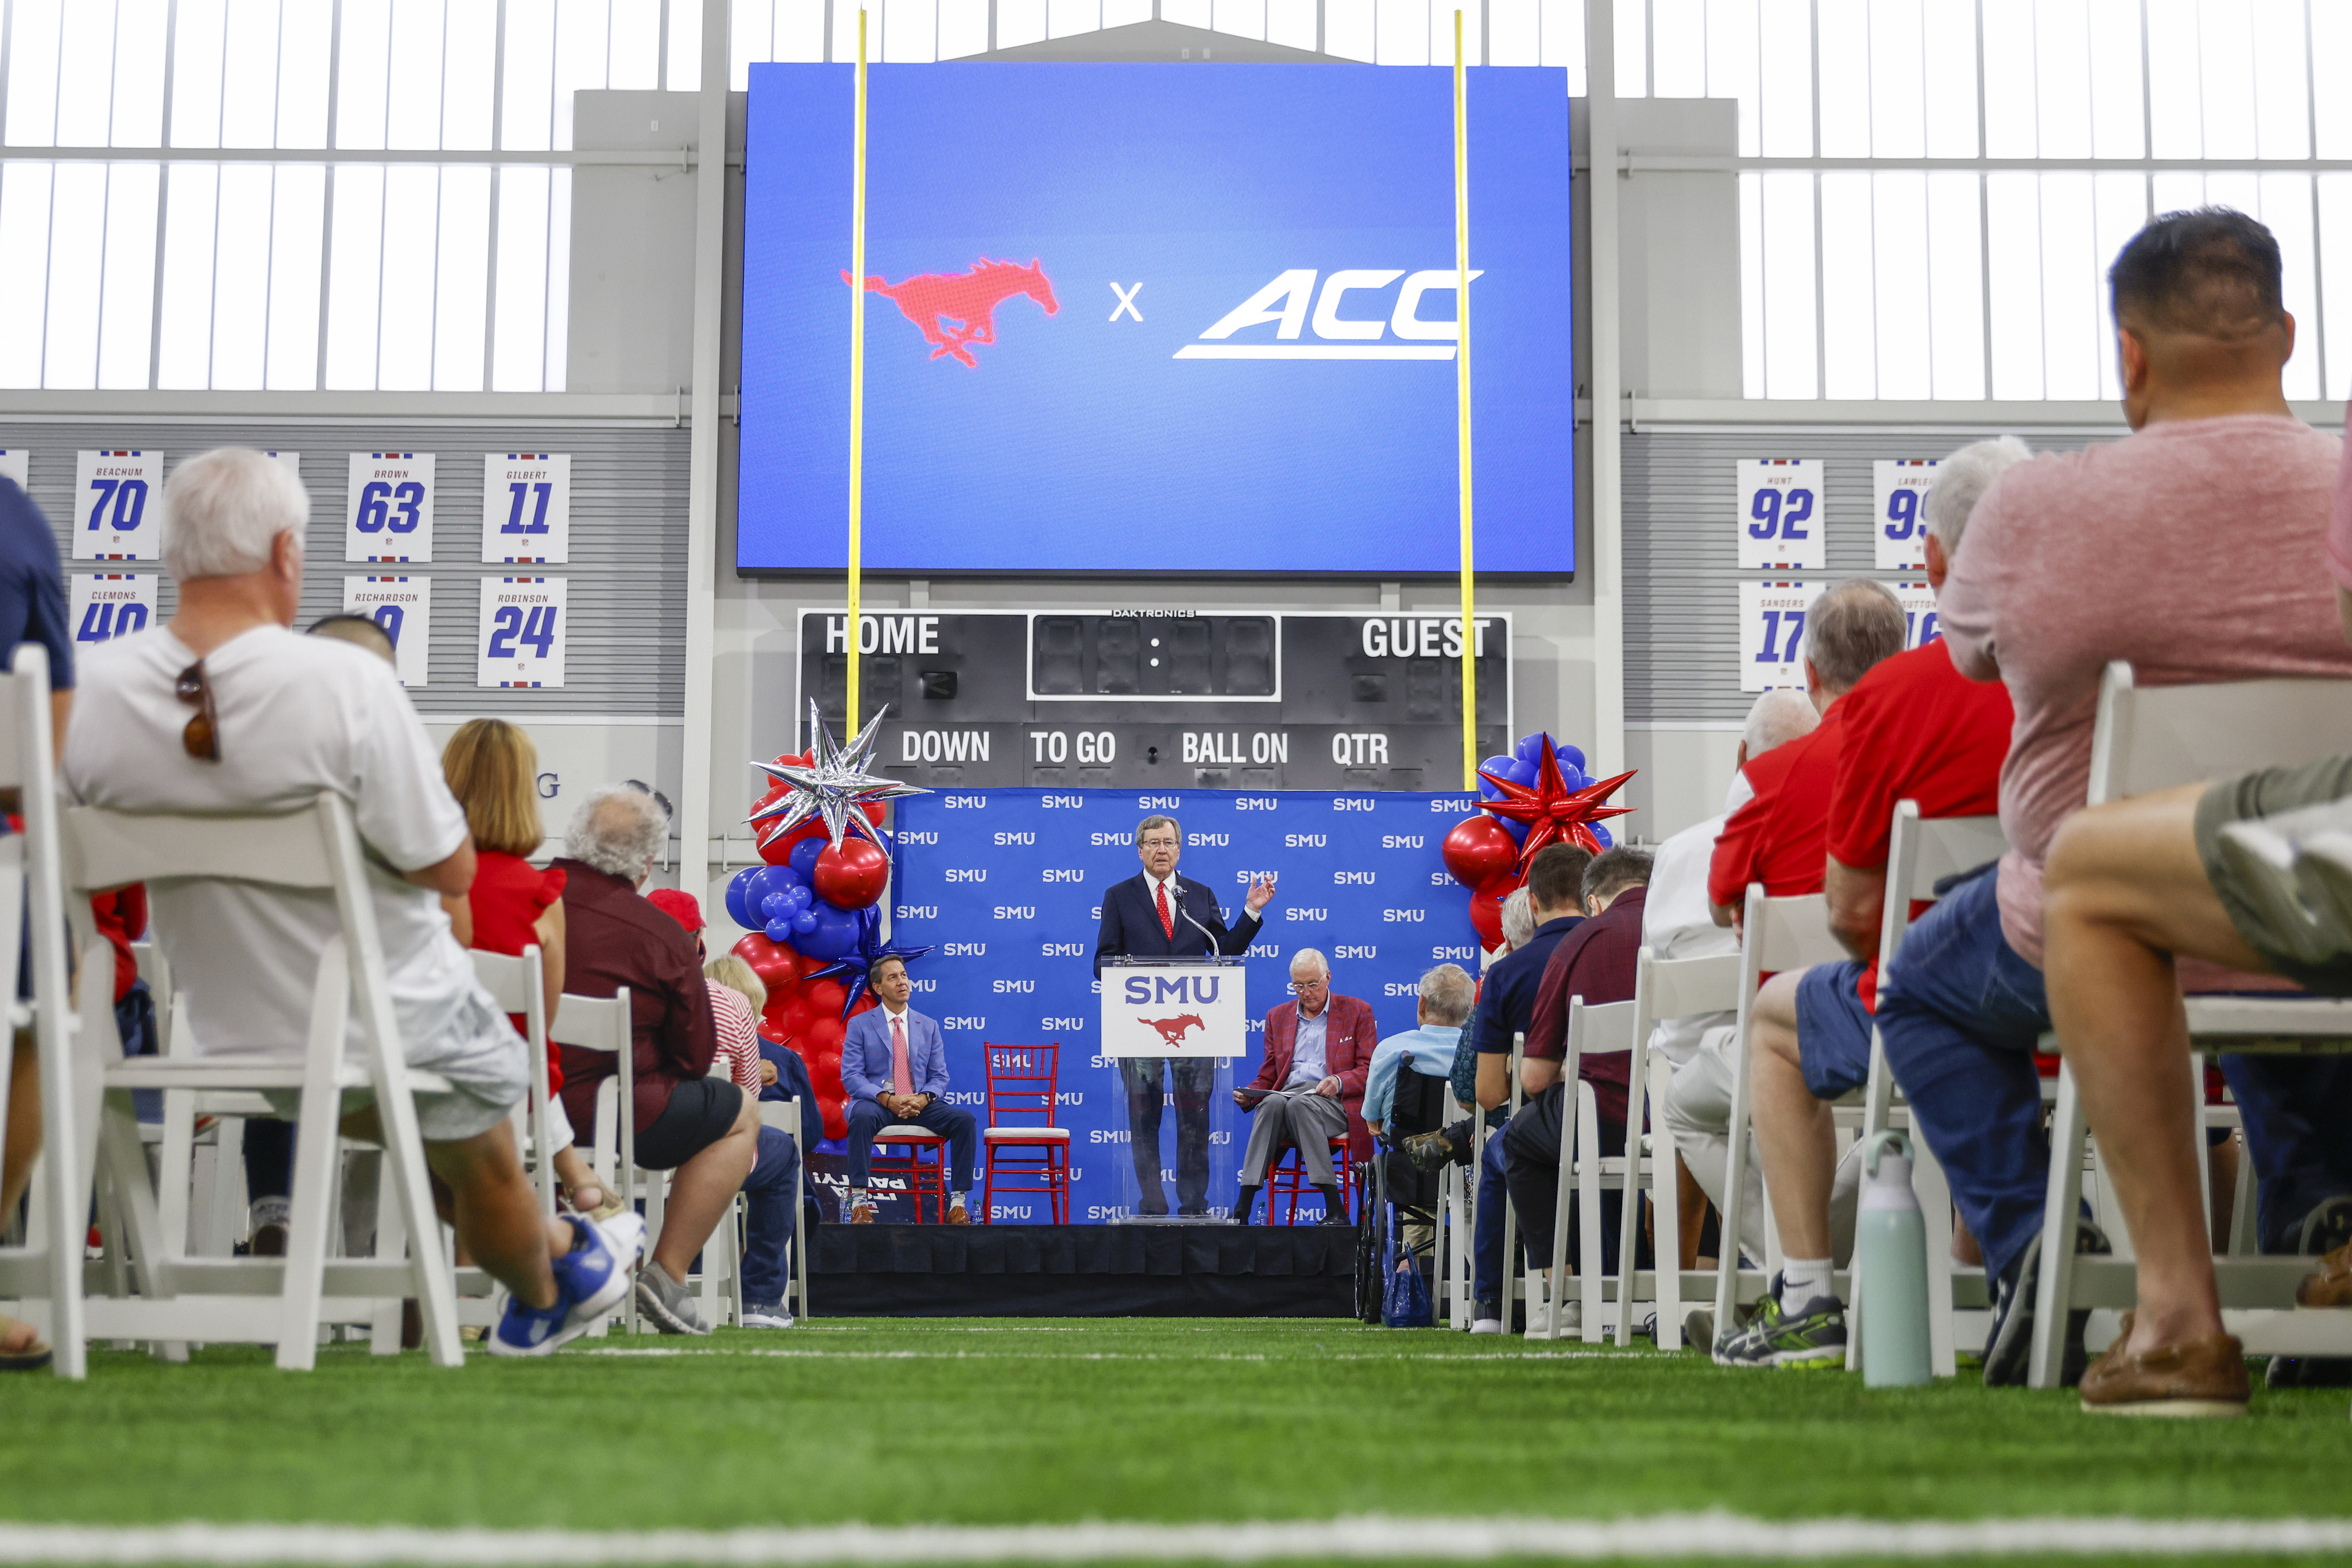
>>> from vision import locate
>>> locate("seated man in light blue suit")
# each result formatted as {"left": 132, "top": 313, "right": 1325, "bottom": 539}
{"left": 841, "top": 955, "right": 978, "bottom": 1224}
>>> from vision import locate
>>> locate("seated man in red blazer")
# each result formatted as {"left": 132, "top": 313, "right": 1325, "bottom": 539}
{"left": 1231, "top": 949, "right": 1376, "bottom": 1225}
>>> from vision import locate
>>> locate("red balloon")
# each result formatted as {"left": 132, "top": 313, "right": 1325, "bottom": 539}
{"left": 813, "top": 838, "right": 891, "bottom": 910}
{"left": 757, "top": 818, "right": 825, "bottom": 868}
{"left": 804, "top": 978, "right": 847, "bottom": 1016}
{"left": 1443, "top": 815, "right": 1521, "bottom": 891}
{"left": 804, "top": 1015, "right": 847, "bottom": 1054}
{"left": 775, "top": 997, "right": 814, "bottom": 1036}
{"left": 818, "top": 1094, "right": 847, "bottom": 1140}
{"left": 1468, "top": 888, "right": 1506, "bottom": 950}
{"left": 732, "top": 933, "right": 799, "bottom": 992}
{"left": 848, "top": 993, "right": 877, "bottom": 1018}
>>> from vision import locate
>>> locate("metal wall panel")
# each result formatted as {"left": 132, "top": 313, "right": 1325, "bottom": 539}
{"left": 0, "top": 423, "right": 688, "bottom": 718}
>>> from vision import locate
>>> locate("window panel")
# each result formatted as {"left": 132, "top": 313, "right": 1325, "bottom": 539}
{"left": 1213, "top": 0, "right": 1267, "bottom": 41}
{"left": 1707, "top": 0, "right": 1760, "bottom": 157}
{"left": 1755, "top": 0, "right": 1811, "bottom": 157}
{"left": 2318, "top": 175, "right": 2352, "bottom": 397}
{"left": 1612, "top": 0, "right": 1644, "bottom": 95}
{"left": 611, "top": 0, "right": 664, "bottom": 84}
{"left": 377, "top": 165, "right": 439, "bottom": 389}
{"left": 444, "top": 0, "right": 500, "bottom": 149}
{"left": 276, "top": 0, "right": 335, "bottom": 147}
{"left": 1815, "top": 0, "right": 1870, "bottom": 158}
{"left": 669, "top": 0, "right": 706, "bottom": 88}
{"left": 1650, "top": 0, "right": 1704, "bottom": 95}
{"left": 1740, "top": 170, "right": 1765, "bottom": 397}
{"left": 210, "top": 164, "right": 274, "bottom": 388}
{"left": 554, "top": 0, "right": 614, "bottom": 152}
{"left": 335, "top": 0, "right": 393, "bottom": 150}
{"left": 1487, "top": 0, "right": 1541, "bottom": 67}
{"left": 2250, "top": 0, "right": 2309, "bottom": 160}
{"left": 42, "top": 164, "right": 108, "bottom": 389}
{"left": 1819, "top": 172, "right": 1875, "bottom": 397}
{"left": 2037, "top": 171, "right": 2099, "bottom": 399}
{"left": 502, "top": 0, "right": 558, "bottom": 152}
{"left": 55, "top": 0, "right": 121, "bottom": 149}
{"left": 98, "top": 164, "right": 162, "bottom": 388}
{"left": 1759, "top": 170, "right": 1817, "bottom": 398}
{"left": 323, "top": 163, "right": 385, "bottom": 386}
{"left": 172, "top": 0, "right": 231, "bottom": 148}
{"left": 2143, "top": 0, "right": 2201, "bottom": 158}
{"left": 892, "top": 0, "right": 941, "bottom": 59}
{"left": 1871, "top": 170, "right": 1929, "bottom": 399}
{"left": 1538, "top": 0, "right": 1584, "bottom": 93}
{"left": 264, "top": 162, "right": 324, "bottom": 388}
{"left": 492, "top": 167, "right": 552, "bottom": 392}
{"left": 156, "top": 163, "right": 220, "bottom": 387}
{"left": 779, "top": 0, "right": 830, "bottom": 59}
{"left": 2259, "top": 172, "right": 2319, "bottom": 400}
{"left": 1104, "top": 0, "right": 1153, "bottom": 28}
{"left": 730, "top": 0, "right": 768, "bottom": 88}
{"left": 543, "top": 167, "right": 572, "bottom": 390}
{"left": 2086, "top": 0, "right": 2143, "bottom": 158}
{"left": 1919, "top": 0, "right": 1977, "bottom": 157}
{"left": 2317, "top": 1, "right": 2352, "bottom": 158}
{"left": 2150, "top": 168, "right": 2205, "bottom": 216}
{"left": 995, "top": 0, "right": 1047, "bottom": 50}
{"left": 0, "top": 166, "right": 53, "bottom": 386}
{"left": 220, "top": 0, "right": 283, "bottom": 148}
{"left": 432, "top": 165, "right": 491, "bottom": 389}
{"left": 5, "top": 0, "right": 64, "bottom": 147}
{"left": 2032, "top": 0, "right": 2090, "bottom": 160}
{"left": 1375, "top": 0, "right": 1428, "bottom": 65}
{"left": 2091, "top": 171, "right": 2146, "bottom": 399}
{"left": 1866, "top": 0, "right": 1924, "bottom": 160}
{"left": 940, "top": 0, "right": 992, "bottom": 59}
{"left": 2197, "top": 0, "right": 2258, "bottom": 162}
{"left": 1925, "top": 170, "right": 1984, "bottom": 398}
{"left": 1980, "top": 0, "right": 2037, "bottom": 157}
{"left": 1326, "top": 0, "right": 1377, "bottom": 61}
{"left": 1985, "top": 171, "right": 2044, "bottom": 398}
{"left": 386, "top": 0, "right": 450, "bottom": 150}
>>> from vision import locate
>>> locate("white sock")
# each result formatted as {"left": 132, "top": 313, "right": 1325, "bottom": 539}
{"left": 852, "top": 1187, "right": 869, "bottom": 1207}
{"left": 1781, "top": 1257, "right": 1833, "bottom": 1312}
{"left": 950, "top": 1191, "right": 968, "bottom": 1209}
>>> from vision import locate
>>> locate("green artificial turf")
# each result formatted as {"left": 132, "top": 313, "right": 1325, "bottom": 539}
{"left": 2, "top": 1317, "right": 2349, "bottom": 1537}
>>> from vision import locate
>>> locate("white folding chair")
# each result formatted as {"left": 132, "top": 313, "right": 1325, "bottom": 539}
{"left": 44, "top": 792, "right": 465, "bottom": 1372}
{"left": 1710, "top": 888, "right": 1847, "bottom": 1341}
{"left": 469, "top": 947, "right": 555, "bottom": 1217}
{"left": 2028, "top": 663, "right": 2352, "bottom": 1386}
{"left": 759, "top": 1097, "right": 812, "bottom": 1322}
{"left": 1843, "top": 804, "right": 2007, "bottom": 1378}
{"left": 1434, "top": 1081, "right": 1475, "bottom": 1330}
{"left": 1495, "top": 1033, "right": 1526, "bottom": 1323}
{"left": 1614, "top": 948, "right": 1741, "bottom": 1348}
{"left": 558, "top": 989, "right": 640, "bottom": 1333}
{"left": 1531, "top": 996, "right": 1637, "bottom": 1342}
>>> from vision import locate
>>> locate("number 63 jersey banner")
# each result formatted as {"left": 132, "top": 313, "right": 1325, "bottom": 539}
{"left": 345, "top": 452, "right": 436, "bottom": 562}
{"left": 477, "top": 576, "right": 567, "bottom": 688}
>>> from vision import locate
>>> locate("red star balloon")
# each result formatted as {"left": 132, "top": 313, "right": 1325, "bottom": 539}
{"left": 1476, "top": 735, "right": 1635, "bottom": 870}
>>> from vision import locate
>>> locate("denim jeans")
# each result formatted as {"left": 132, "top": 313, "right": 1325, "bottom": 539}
{"left": 740, "top": 1124, "right": 800, "bottom": 1305}
{"left": 845, "top": 1095, "right": 978, "bottom": 1191}
{"left": 2218, "top": 1055, "right": 2352, "bottom": 1253}
{"left": 1874, "top": 868, "right": 2053, "bottom": 1287}
{"left": 1500, "top": 1082, "right": 1626, "bottom": 1274}
{"left": 1472, "top": 1110, "right": 1514, "bottom": 1310}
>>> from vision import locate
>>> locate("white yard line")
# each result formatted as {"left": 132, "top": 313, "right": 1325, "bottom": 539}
{"left": 1, "top": 1513, "right": 2350, "bottom": 1563}
{"left": 576, "top": 1348, "right": 1629, "bottom": 1361}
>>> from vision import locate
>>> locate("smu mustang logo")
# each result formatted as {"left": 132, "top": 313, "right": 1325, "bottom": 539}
{"left": 844, "top": 259, "right": 1059, "bottom": 367}
{"left": 1140, "top": 1013, "right": 1206, "bottom": 1048}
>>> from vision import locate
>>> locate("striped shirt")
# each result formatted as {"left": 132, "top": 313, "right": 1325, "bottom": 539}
{"left": 707, "top": 981, "right": 763, "bottom": 1093}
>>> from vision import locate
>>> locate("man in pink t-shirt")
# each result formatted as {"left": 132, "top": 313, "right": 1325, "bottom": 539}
{"left": 1876, "top": 209, "right": 2352, "bottom": 1404}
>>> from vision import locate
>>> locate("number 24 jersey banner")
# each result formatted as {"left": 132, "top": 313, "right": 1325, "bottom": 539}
{"left": 477, "top": 576, "right": 567, "bottom": 688}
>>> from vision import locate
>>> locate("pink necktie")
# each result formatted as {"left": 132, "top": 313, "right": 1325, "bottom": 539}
{"left": 1156, "top": 881, "right": 1175, "bottom": 940}
{"left": 891, "top": 1013, "right": 914, "bottom": 1097}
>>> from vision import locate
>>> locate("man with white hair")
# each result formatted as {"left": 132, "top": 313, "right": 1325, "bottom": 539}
{"left": 1232, "top": 948, "right": 1376, "bottom": 1225}
{"left": 554, "top": 784, "right": 760, "bottom": 1334}
{"left": 1713, "top": 438, "right": 2026, "bottom": 1372}
{"left": 62, "top": 447, "right": 641, "bottom": 1357}
{"left": 1362, "top": 963, "right": 1477, "bottom": 1136}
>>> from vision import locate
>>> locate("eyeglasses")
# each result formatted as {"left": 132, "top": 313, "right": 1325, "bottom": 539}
{"left": 176, "top": 660, "right": 219, "bottom": 762}
{"left": 1288, "top": 979, "right": 1328, "bottom": 994}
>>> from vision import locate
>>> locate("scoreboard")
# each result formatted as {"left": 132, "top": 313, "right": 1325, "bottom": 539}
{"left": 793, "top": 610, "right": 1512, "bottom": 791}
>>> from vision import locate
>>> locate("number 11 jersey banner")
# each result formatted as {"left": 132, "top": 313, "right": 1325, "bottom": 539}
{"left": 737, "top": 64, "right": 1576, "bottom": 578}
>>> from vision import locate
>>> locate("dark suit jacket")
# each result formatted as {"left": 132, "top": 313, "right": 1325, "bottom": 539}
{"left": 1092, "top": 872, "right": 1262, "bottom": 977}
{"left": 1247, "top": 993, "right": 1379, "bottom": 1162}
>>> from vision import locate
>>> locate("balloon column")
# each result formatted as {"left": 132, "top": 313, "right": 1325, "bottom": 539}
{"left": 724, "top": 704, "right": 929, "bottom": 1139}
{"left": 1440, "top": 731, "right": 1635, "bottom": 953}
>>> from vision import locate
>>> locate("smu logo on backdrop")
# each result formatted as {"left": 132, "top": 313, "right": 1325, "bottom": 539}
{"left": 1121, "top": 974, "right": 1224, "bottom": 1006}
{"left": 899, "top": 831, "right": 939, "bottom": 845}
{"left": 896, "top": 904, "right": 939, "bottom": 919}
{"left": 993, "top": 905, "right": 1036, "bottom": 919}
{"left": 1175, "top": 268, "right": 1484, "bottom": 360}
{"left": 946, "top": 942, "right": 987, "bottom": 957}
{"left": 848, "top": 259, "right": 1058, "bottom": 367}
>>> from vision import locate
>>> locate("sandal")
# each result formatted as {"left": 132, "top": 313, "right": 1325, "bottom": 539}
{"left": 564, "top": 1178, "right": 626, "bottom": 1222}
{"left": 0, "top": 1312, "right": 52, "bottom": 1372}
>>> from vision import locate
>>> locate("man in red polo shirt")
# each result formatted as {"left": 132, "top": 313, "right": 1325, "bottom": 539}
{"left": 1715, "top": 438, "right": 2027, "bottom": 1371}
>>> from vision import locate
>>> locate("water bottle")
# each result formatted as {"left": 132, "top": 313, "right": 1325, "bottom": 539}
{"left": 1856, "top": 1130, "right": 1932, "bottom": 1388}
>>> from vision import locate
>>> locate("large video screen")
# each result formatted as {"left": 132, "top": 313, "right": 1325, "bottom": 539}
{"left": 738, "top": 63, "right": 1575, "bottom": 577}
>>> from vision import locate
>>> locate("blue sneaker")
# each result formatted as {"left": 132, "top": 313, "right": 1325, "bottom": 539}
{"left": 488, "top": 1211, "right": 646, "bottom": 1357}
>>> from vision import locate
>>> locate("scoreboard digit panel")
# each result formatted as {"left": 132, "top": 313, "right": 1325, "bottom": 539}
{"left": 795, "top": 610, "right": 1511, "bottom": 791}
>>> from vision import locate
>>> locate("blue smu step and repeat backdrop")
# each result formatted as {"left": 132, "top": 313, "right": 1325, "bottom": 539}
{"left": 889, "top": 788, "right": 1484, "bottom": 1222}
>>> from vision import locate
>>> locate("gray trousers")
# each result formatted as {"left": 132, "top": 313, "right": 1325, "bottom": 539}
{"left": 1239, "top": 1091, "right": 1349, "bottom": 1186}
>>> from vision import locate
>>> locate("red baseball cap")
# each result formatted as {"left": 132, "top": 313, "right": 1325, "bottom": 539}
{"left": 645, "top": 888, "right": 705, "bottom": 933}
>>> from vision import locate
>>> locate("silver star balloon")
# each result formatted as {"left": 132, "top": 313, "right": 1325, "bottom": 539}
{"left": 746, "top": 700, "right": 928, "bottom": 860}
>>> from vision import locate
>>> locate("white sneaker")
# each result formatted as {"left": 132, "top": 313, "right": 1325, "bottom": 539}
{"left": 1469, "top": 1318, "right": 1504, "bottom": 1335}
{"left": 1525, "top": 1298, "right": 1581, "bottom": 1341}
{"left": 741, "top": 1301, "right": 796, "bottom": 1330}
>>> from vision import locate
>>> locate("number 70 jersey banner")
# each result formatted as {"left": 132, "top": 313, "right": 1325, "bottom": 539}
{"left": 477, "top": 576, "right": 567, "bottom": 688}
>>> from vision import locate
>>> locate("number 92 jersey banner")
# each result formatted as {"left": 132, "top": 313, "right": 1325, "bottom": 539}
{"left": 889, "top": 787, "right": 1484, "bottom": 1223}
{"left": 1735, "top": 459, "right": 1825, "bottom": 571}
{"left": 345, "top": 452, "right": 436, "bottom": 562}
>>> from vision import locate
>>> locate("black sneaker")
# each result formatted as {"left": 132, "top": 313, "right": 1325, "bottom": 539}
{"left": 1402, "top": 1128, "right": 1460, "bottom": 1172}
{"left": 1982, "top": 1219, "right": 2110, "bottom": 1388}
{"left": 2268, "top": 1195, "right": 2352, "bottom": 1388}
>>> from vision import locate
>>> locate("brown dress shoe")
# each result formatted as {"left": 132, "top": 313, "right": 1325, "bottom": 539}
{"left": 849, "top": 1202, "right": 877, "bottom": 1225}
{"left": 2078, "top": 1313, "right": 2249, "bottom": 1417}
{"left": 2296, "top": 1240, "right": 2352, "bottom": 1307}
{"left": 945, "top": 1202, "right": 972, "bottom": 1226}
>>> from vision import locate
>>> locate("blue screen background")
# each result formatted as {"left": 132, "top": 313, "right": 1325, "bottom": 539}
{"left": 737, "top": 63, "right": 1576, "bottom": 576}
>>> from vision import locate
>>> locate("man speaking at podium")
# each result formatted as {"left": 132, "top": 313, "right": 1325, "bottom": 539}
{"left": 1094, "top": 814, "right": 1279, "bottom": 1217}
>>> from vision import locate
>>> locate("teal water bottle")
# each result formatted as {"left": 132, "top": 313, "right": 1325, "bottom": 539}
{"left": 1856, "top": 1130, "right": 1932, "bottom": 1388}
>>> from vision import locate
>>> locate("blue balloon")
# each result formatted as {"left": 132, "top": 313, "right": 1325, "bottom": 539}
{"left": 764, "top": 916, "right": 796, "bottom": 943}
{"left": 1591, "top": 823, "right": 1613, "bottom": 850}
{"left": 1558, "top": 744, "right": 1587, "bottom": 774}
{"left": 725, "top": 867, "right": 763, "bottom": 929}
{"left": 795, "top": 899, "right": 862, "bottom": 961}
{"left": 771, "top": 864, "right": 807, "bottom": 891}
{"left": 1501, "top": 817, "right": 1530, "bottom": 843}
{"left": 790, "top": 910, "right": 819, "bottom": 935}
{"left": 761, "top": 891, "right": 788, "bottom": 921}
{"left": 1477, "top": 754, "right": 1516, "bottom": 800}
{"left": 1499, "top": 757, "right": 1538, "bottom": 787}
{"left": 787, "top": 835, "right": 826, "bottom": 877}
{"left": 1514, "top": 730, "right": 1551, "bottom": 764}
{"left": 784, "top": 885, "right": 814, "bottom": 915}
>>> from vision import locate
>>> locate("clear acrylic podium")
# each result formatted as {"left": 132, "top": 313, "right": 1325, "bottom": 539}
{"left": 1098, "top": 957, "right": 1244, "bottom": 1223}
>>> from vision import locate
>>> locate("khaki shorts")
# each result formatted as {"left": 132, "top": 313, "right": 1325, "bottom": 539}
{"left": 262, "top": 989, "right": 531, "bottom": 1144}
{"left": 2195, "top": 754, "right": 2352, "bottom": 994}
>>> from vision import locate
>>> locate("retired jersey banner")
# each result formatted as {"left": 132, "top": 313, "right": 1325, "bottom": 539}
{"left": 739, "top": 64, "right": 1575, "bottom": 577}
{"left": 891, "top": 787, "right": 1481, "bottom": 1223}
{"left": 72, "top": 451, "right": 162, "bottom": 560}
{"left": 69, "top": 572, "right": 156, "bottom": 646}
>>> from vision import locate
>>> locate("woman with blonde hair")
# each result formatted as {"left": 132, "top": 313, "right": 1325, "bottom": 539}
{"left": 442, "top": 719, "right": 610, "bottom": 1215}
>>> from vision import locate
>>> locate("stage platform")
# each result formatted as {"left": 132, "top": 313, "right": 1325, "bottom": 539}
{"left": 808, "top": 1222, "right": 1359, "bottom": 1318}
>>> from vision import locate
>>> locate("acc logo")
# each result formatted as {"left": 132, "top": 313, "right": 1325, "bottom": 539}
{"left": 1336, "top": 944, "right": 1376, "bottom": 959}
{"left": 1177, "top": 268, "right": 1484, "bottom": 359}
{"left": 945, "top": 942, "right": 987, "bottom": 956}
{"left": 847, "top": 258, "right": 1058, "bottom": 367}
{"left": 1384, "top": 909, "right": 1427, "bottom": 923}
{"left": 1286, "top": 834, "right": 1326, "bottom": 849}
{"left": 993, "top": 905, "right": 1036, "bottom": 919}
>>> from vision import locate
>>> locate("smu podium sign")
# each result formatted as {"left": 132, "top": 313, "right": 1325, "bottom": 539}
{"left": 1100, "top": 961, "right": 1247, "bottom": 1059}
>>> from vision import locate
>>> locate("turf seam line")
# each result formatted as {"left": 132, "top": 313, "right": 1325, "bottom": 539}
{"left": 5, "top": 1513, "right": 2352, "bottom": 1562}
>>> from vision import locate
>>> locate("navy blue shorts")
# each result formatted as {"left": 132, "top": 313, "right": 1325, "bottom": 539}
{"left": 1795, "top": 959, "right": 1875, "bottom": 1101}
